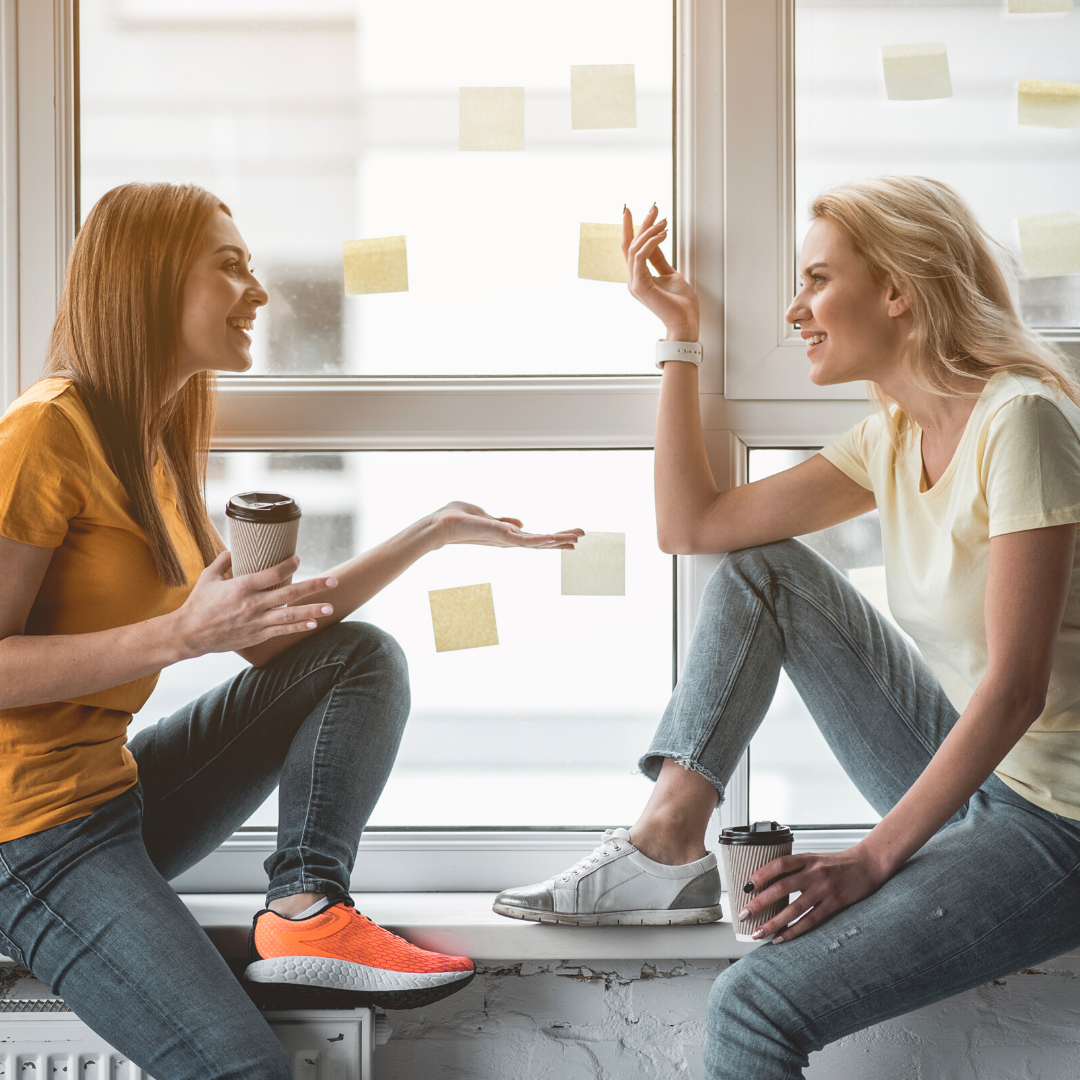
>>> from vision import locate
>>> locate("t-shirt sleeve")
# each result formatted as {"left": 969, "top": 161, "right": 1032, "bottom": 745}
{"left": 819, "top": 414, "right": 878, "bottom": 491}
{"left": 983, "top": 394, "right": 1080, "bottom": 537}
{"left": 0, "top": 401, "right": 91, "bottom": 547}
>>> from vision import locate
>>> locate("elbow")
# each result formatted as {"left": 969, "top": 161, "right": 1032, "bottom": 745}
{"left": 657, "top": 528, "right": 697, "bottom": 556}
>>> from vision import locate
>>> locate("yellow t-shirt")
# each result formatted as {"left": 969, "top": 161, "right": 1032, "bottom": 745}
{"left": 0, "top": 377, "right": 205, "bottom": 842}
{"left": 821, "top": 372, "right": 1080, "bottom": 820}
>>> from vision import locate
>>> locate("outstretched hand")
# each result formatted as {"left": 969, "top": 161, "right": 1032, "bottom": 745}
{"left": 622, "top": 204, "right": 700, "bottom": 342}
{"left": 432, "top": 501, "right": 583, "bottom": 549}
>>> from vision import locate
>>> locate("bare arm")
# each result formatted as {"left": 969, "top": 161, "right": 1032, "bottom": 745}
{"left": 0, "top": 533, "right": 333, "bottom": 709}
{"left": 742, "top": 522, "right": 1077, "bottom": 942}
{"left": 621, "top": 205, "right": 875, "bottom": 553}
{"left": 215, "top": 502, "right": 584, "bottom": 669}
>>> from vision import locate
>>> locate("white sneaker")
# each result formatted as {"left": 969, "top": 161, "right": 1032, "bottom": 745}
{"left": 491, "top": 828, "right": 722, "bottom": 926}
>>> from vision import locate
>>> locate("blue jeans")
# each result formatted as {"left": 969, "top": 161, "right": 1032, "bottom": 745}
{"left": 641, "top": 540, "right": 1080, "bottom": 1080}
{"left": 0, "top": 620, "right": 410, "bottom": 1080}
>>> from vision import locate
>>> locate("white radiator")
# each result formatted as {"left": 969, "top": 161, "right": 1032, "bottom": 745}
{"left": 0, "top": 975, "right": 390, "bottom": 1079}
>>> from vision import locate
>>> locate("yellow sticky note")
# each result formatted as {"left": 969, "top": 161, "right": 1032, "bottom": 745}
{"left": 1018, "top": 80, "right": 1080, "bottom": 128}
{"left": 343, "top": 236, "right": 408, "bottom": 295}
{"left": 429, "top": 583, "right": 499, "bottom": 652}
{"left": 578, "top": 224, "right": 628, "bottom": 283}
{"left": 1018, "top": 212, "right": 1080, "bottom": 278}
{"left": 1009, "top": 0, "right": 1072, "bottom": 11}
{"left": 459, "top": 87, "right": 525, "bottom": 151}
{"left": 570, "top": 64, "right": 636, "bottom": 129}
{"left": 881, "top": 43, "right": 952, "bottom": 101}
{"left": 562, "top": 532, "right": 625, "bottom": 596}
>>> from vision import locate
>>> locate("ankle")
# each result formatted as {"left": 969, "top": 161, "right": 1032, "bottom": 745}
{"left": 630, "top": 820, "right": 708, "bottom": 866}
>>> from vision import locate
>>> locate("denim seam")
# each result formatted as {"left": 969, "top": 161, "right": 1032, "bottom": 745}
{"left": 683, "top": 596, "right": 766, "bottom": 769}
{"left": 289, "top": 680, "right": 340, "bottom": 899}
{"left": 774, "top": 573, "right": 940, "bottom": 760}
{"left": 0, "top": 849, "right": 227, "bottom": 1079}
{"left": 149, "top": 660, "right": 346, "bottom": 806}
{"left": 788, "top": 855, "right": 1080, "bottom": 1045}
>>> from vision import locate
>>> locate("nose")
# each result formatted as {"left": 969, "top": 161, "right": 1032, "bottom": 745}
{"left": 785, "top": 286, "right": 809, "bottom": 326}
{"left": 247, "top": 274, "right": 269, "bottom": 308}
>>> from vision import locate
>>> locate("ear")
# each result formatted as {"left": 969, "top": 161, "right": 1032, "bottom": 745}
{"left": 885, "top": 278, "right": 911, "bottom": 318}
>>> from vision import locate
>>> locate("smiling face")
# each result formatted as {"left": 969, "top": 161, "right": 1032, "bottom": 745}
{"left": 175, "top": 210, "right": 268, "bottom": 386}
{"left": 786, "top": 217, "right": 912, "bottom": 387}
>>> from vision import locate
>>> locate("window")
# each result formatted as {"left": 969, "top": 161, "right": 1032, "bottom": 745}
{"left": 134, "top": 449, "right": 672, "bottom": 829}
{"left": 796, "top": 0, "right": 1080, "bottom": 334}
{"left": 16, "top": 2, "right": 1057, "bottom": 882}
{"left": 78, "top": 0, "right": 673, "bottom": 377}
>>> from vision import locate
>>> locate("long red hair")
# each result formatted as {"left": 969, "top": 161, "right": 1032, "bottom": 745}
{"left": 43, "top": 182, "right": 225, "bottom": 588}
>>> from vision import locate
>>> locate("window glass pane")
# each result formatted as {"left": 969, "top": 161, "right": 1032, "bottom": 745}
{"left": 79, "top": 0, "right": 673, "bottom": 376}
{"left": 131, "top": 450, "right": 672, "bottom": 828}
{"left": 796, "top": 1, "right": 1080, "bottom": 331}
{"left": 746, "top": 449, "right": 884, "bottom": 827}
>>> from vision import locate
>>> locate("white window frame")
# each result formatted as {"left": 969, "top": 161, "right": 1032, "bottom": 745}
{"left": 3, "top": 0, "right": 881, "bottom": 890}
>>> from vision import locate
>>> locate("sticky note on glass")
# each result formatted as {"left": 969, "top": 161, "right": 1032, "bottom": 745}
{"left": 578, "top": 224, "right": 627, "bottom": 283}
{"left": 881, "top": 43, "right": 952, "bottom": 101}
{"left": 1018, "top": 212, "right": 1080, "bottom": 278}
{"left": 429, "top": 583, "right": 499, "bottom": 652}
{"left": 459, "top": 87, "right": 525, "bottom": 151}
{"left": 561, "top": 532, "right": 625, "bottom": 596}
{"left": 343, "top": 236, "right": 408, "bottom": 295}
{"left": 1018, "top": 80, "right": 1080, "bottom": 128}
{"left": 1009, "top": 0, "right": 1072, "bottom": 11}
{"left": 570, "top": 64, "right": 636, "bottom": 129}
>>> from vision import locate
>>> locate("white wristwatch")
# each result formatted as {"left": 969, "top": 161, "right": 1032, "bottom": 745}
{"left": 655, "top": 340, "right": 703, "bottom": 370}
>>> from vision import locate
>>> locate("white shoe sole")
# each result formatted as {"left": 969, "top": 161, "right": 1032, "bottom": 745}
{"left": 245, "top": 955, "right": 472, "bottom": 993}
{"left": 491, "top": 904, "right": 722, "bottom": 927}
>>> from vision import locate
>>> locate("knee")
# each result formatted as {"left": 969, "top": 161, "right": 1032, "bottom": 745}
{"left": 705, "top": 959, "right": 809, "bottom": 1075}
{"left": 334, "top": 621, "right": 410, "bottom": 699}
{"left": 703, "top": 539, "right": 821, "bottom": 607}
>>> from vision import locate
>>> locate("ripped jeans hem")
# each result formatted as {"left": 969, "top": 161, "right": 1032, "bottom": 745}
{"left": 638, "top": 751, "right": 725, "bottom": 801}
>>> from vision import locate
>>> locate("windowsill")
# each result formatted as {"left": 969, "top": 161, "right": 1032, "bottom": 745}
{"left": 182, "top": 892, "right": 758, "bottom": 962}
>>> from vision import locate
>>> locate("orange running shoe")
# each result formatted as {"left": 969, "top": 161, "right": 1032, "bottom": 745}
{"left": 244, "top": 901, "right": 475, "bottom": 1009}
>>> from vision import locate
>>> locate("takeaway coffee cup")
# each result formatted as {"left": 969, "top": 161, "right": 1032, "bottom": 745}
{"left": 718, "top": 820, "right": 794, "bottom": 942}
{"left": 225, "top": 491, "right": 302, "bottom": 586}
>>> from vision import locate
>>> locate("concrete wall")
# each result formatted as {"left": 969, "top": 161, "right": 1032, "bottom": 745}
{"left": 376, "top": 955, "right": 1080, "bottom": 1079}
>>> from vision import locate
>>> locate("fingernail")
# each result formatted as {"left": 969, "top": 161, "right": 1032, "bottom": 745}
{"left": 326, "top": 577, "right": 338, "bottom": 587}
{"left": 738, "top": 908, "right": 750, "bottom": 921}
{"left": 743, "top": 882, "right": 755, "bottom": 894}
{"left": 321, "top": 606, "right": 333, "bottom": 615}
{"left": 752, "top": 929, "right": 765, "bottom": 940}
{"left": 306, "top": 621, "right": 317, "bottom": 629}
{"left": 772, "top": 936, "right": 784, "bottom": 944}
{"left": 622, "top": 203, "right": 627, "bottom": 213}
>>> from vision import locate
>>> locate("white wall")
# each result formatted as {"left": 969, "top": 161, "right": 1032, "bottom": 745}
{"left": 376, "top": 953, "right": 1080, "bottom": 1079}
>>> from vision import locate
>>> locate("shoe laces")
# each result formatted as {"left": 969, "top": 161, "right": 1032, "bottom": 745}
{"left": 557, "top": 829, "right": 629, "bottom": 883}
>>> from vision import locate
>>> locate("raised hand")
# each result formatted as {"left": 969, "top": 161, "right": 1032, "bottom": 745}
{"left": 431, "top": 501, "right": 583, "bottom": 550}
{"left": 622, "top": 204, "right": 700, "bottom": 342}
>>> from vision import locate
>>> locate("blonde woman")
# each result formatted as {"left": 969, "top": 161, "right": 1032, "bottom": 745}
{"left": 494, "top": 176, "right": 1080, "bottom": 1077}
{"left": 0, "top": 182, "right": 581, "bottom": 1080}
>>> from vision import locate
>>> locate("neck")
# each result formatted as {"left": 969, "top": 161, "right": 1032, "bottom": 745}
{"left": 874, "top": 357, "right": 985, "bottom": 438}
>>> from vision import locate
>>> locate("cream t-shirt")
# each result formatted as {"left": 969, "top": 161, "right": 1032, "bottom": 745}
{"left": 821, "top": 372, "right": 1080, "bottom": 820}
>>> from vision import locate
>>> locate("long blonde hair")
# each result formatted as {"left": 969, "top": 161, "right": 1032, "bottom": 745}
{"left": 43, "top": 182, "right": 226, "bottom": 588}
{"left": 810, "top": 176, "right": 1080, "bottom": 439}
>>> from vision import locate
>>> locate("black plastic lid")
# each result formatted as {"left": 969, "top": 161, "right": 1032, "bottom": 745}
{"left": 718, "top": 820, "right": 794, "bottom": 846}
{"left": 225, "top": 491, "right": 302, "bottom": 523}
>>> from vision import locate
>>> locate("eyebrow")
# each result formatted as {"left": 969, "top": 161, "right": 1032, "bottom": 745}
{"left": 800, "top": 261, "right": 829, "bottom": 276}
{"left": 213, "top": 244, "right": 251, "bottom": 260}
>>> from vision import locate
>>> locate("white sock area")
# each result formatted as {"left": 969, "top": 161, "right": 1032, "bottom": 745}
{"left": 268, "top": 896, "right": 334, "bottom": 920}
